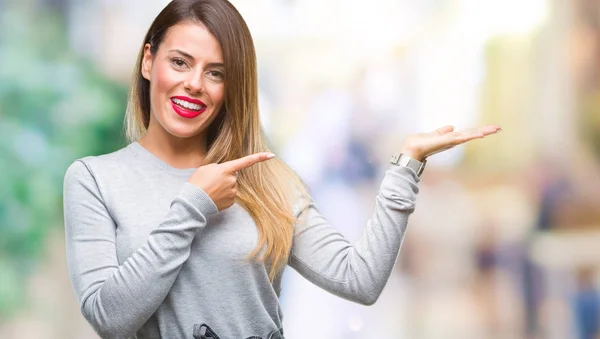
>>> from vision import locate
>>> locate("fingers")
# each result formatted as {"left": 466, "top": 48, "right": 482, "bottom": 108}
{"left": 448, "top": 125, "right": 502, "bottom": 143}
{"left": 221, "top": 152, "right": 276, "bottom": 173}
{"left": 479, "top": 124, "right": 502, "bottom": 136}
{"left": 408, "top": 124, "right": 502, "bottom": 159}
{"left": 433, "top": 125, "right": 455, "bottom": 135}
{"left": 455, "top": 129, "right": 485, "bottom": 141}
{"left": 435, "top": 124, "right": 500, "bottom": 137}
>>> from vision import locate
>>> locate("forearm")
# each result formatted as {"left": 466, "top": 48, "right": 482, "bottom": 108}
{"left": 65, "top": 179, "right": 217, "bottom": 338}
{"left": 290, "top": 165, "right": 419, "bottom": 305}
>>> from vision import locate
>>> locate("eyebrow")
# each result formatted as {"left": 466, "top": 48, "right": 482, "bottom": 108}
{"left": 169, "top": 49, "right": 224, "bottom": 68}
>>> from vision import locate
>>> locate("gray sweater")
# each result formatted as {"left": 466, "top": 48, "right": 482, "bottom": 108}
{"left": 63, "top": 141, "right": 420, "bottom": 339}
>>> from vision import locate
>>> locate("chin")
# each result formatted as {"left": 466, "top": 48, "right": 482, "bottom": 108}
{"left": 163, "top": 122, "right": 206, "bottom": 139}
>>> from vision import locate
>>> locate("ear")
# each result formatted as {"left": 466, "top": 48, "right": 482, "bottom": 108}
{"left": 141, "top": 43, "right": 153, "bottom": 81}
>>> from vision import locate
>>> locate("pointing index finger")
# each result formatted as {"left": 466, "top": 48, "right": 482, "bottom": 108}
{"left": 221, "top": 152, "right": 276, "bottom": 173}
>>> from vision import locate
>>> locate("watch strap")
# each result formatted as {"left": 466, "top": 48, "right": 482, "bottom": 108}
{"left": 390, "top": 153, "right": 426, "bottom": 177}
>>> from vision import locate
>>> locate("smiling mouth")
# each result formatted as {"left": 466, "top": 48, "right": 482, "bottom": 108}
{"left": 172, "top": 98, "right": 206, "bottom": 111}
{"left": 170, "top": 97, "right": 207, "bottom": 118}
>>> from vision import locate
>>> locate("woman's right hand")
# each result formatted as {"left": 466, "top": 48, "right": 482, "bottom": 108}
{"left": 187, "top": 152, "right": 275, "bottom": 211}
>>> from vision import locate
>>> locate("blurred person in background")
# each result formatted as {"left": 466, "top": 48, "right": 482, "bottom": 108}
{"left": 572, "top": 267, "right": 600, "bottom": 339}
{"left": 62, "top": 0, "right": 501, "bottom": 338}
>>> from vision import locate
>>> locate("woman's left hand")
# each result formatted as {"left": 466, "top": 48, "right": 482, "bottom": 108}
{"left": 400, "top": 124, "right": 502, "bottom": 161}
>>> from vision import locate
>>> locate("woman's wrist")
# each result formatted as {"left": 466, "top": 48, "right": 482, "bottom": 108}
{"left": 400, "top": 145, "right": 426, "bottom": 162}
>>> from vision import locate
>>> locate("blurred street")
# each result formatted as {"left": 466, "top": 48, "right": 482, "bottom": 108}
{"left": 1, "top": 0, "right": 600, "bottom": 338}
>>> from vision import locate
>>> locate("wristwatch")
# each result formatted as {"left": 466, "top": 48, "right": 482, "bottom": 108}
{"left": 390, "top": 153, "right": 427, "bottom": 177}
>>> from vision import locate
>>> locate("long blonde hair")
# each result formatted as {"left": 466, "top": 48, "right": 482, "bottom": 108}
{"left": 124, "top": 0, "right": 308, "bottom": 281}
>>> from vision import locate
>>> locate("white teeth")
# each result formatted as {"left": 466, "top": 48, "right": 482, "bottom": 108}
{"left": 173, "top": 98, "right": 202, "bottom": 111}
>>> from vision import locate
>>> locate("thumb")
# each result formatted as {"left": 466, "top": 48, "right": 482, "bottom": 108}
{"left": 433, "top": 125, "right": 454, "bottom": 135}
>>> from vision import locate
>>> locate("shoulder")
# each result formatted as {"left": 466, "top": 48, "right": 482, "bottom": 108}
{"left": 290, "top": 186, "right": 314, "bottom": 218}
{"left": 64, "top": 144, "right": 135, "bottom": 184}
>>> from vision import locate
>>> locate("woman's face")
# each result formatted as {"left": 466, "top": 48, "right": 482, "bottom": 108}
{"left": 141, "top": 21, "right": 225, "bottom": 142}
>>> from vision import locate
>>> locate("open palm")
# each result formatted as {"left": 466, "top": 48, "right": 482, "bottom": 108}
{"left": 401, "top": 125, "right": 502, "bottom": 161}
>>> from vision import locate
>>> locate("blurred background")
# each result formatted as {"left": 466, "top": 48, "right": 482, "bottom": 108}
{"left": 1, "top": 0, "right": 600, "bottom": 338}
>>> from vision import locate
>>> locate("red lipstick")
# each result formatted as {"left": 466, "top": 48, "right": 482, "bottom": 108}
{"left": 170, "top": 96, "right": 206, "bottom": 119}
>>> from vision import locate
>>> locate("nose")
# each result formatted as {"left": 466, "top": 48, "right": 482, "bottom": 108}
{"left": 184, "top": 72, "right": 205, "bottom": 95}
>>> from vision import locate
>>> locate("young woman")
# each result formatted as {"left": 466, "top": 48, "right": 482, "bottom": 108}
{"left": 63, "top": 0, "right": 501, "bottom": 338}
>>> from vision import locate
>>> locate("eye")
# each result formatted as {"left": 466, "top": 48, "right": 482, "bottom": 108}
{"left": 170, "top": 57, "right": 188, "bottom": 69}
{"left": 206, "top": 70, "right": 225, "bottom": 81}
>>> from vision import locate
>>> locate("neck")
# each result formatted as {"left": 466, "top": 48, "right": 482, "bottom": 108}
{"left": 138, "top": 123, "right": 207, "bottom": 170}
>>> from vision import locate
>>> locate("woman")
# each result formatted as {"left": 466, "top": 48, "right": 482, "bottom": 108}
{"left": 63, "top": 0, "right": 501, "bottom": 338}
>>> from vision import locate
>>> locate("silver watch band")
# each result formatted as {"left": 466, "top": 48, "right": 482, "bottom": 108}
{"left": 390, "top": 153, "right": 426, "bottom": 177}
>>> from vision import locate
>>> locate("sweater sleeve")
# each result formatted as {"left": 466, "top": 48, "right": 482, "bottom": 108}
{"left": 288, "top": 165, "right": 419, "bottom": 306}
{"left": 63, "top": 160, "right": 218, "bottom": 339}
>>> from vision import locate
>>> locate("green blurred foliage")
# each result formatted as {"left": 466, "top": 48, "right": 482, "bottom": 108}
{"left": 0, "top": 3, "right": 127, "bottom": 317}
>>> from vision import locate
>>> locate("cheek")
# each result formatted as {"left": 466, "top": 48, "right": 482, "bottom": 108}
{"left": 151, "top": 65, "right": 178, "bottom": 101}
{"left": 209, "top": 84, "right": 225, "bottom": 109}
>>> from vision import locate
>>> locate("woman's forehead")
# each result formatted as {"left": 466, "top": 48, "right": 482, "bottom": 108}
{"left": 160, "top": 22, "right": 223, "bottom": 62}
